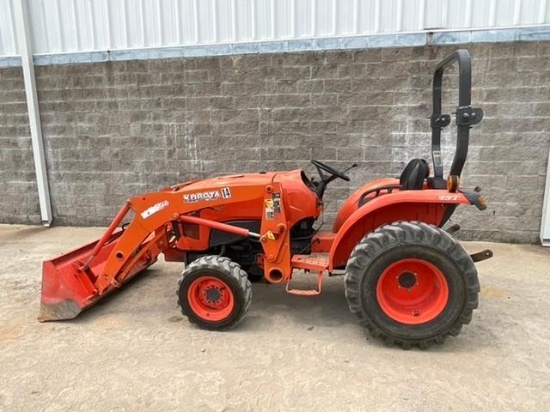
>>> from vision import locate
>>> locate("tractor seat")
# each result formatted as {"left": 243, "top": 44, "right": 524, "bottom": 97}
{"left": 399, "top": 158, "right": 430, "bottom": 190}
{"left": 337, "top": 158, "right": 432, "bottom": 231}
{"left": 357, "top": 158, "right": 430, "bottom": 207}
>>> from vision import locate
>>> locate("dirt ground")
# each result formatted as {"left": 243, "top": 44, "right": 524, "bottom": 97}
{"left": 0, "top": 224, "right": 549, "bottom": 411}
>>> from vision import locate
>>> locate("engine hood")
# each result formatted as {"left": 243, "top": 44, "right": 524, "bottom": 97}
{"left": 171, "top": 169, "right": 320, "bottom": 224}
{"left": 182, "top": 172, "right": 279, "bottom": 191}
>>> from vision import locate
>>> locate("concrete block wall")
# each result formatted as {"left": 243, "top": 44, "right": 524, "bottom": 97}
{"left": 0, "top": 42, "right": 549, "bottom": 242}
{"left": 0, "top": 68, "right": 38, "bottom": 224}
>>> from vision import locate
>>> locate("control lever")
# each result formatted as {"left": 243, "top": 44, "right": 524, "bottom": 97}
{"left": 342, "top": 163, "right": 358, "bottom": 174}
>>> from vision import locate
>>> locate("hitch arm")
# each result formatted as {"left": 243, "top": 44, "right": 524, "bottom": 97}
{"left": 470, "top": 249, "right": 493, "bottom": 263}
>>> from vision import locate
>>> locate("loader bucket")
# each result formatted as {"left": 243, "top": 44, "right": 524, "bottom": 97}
{"left": 39, "top": 229, "right": 157, "bottom": 321}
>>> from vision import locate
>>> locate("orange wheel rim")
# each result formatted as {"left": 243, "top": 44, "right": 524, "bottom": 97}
{"left": 376, "top": 258, "right": 449, "bottom": 325}
{"left": 187, "top": 276, "right": 235, "bottom": 321}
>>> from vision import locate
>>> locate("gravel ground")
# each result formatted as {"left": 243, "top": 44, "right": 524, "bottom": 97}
{"left": 0, "top": 224, "right": 549, "bottom": 411}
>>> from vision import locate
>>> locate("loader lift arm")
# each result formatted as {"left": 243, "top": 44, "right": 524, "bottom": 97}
{"left": 91, "top": 201, "right": 260, "bottom": 294}
{"left": 40, "top": 189, "right": 261, "bottom": 321}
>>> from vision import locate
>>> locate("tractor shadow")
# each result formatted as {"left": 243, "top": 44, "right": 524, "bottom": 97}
{"left": 48, "top": 267, "right": 491, "bottom": 354}
{"left": 242, "top": 273, "right": 358, "bottom": 331}
{"left": 242, "top": 273, "right": 493, "bottom": 354}
{"left": 54, "top": 266, "right": 172, "bottom": 325}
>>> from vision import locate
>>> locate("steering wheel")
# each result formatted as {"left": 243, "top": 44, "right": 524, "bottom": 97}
{"left": 311, "top": 160, "right": 350, "bottom": 182}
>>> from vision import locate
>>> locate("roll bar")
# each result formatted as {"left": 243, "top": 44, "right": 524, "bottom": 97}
{"left": 430, "top": 49, "right": 483, "bottom": 183}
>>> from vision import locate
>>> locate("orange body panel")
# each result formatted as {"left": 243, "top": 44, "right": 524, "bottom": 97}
{"left": 175, "top": 170, "right": 319, "bottom": 251}
{"left": 333, "top": 178, "right": 400, "bottom": 232}
{"left": 311, "top": 232, "right": 337, "bottom": 253}
{"left": 328, "top": 190, "right": 471, "bottom": 270}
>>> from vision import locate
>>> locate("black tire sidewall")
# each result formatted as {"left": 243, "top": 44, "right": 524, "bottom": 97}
{"left": 361, "top": 244, "right": 466, "bottom": 341}
{"left": 179, "top": 267, "right": 246, "bottom": 330}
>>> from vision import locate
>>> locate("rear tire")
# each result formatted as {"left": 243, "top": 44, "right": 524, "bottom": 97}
{"left": 344, "top": 221, "right": 479, "bottom": 349}
{"left": 177, "top": 256, "right": 252, "bottom": 330}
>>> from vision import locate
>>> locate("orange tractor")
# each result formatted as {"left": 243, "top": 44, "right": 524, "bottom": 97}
{"left": 40, "top": 50, "right": 492, "bottom": 348}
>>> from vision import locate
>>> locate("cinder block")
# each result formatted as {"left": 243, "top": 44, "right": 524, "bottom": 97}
{"left": 1, "top": 43, "right": 549, "bottom": 242}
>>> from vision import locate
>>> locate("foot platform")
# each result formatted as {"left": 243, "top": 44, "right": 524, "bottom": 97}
{"left": 287, "top": 255, "right": 329, "bottom": 296}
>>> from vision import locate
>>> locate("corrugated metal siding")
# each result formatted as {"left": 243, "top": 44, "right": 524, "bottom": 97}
{"left": 1, "top": 0, "right": 550, "bottom": 57}
{"left": 0, "top": 0, "right": 17, "bottom": 56}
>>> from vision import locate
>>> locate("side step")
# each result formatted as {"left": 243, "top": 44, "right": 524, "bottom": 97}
{"left": 286, "top": 255, "right": 329, "bottom": 296}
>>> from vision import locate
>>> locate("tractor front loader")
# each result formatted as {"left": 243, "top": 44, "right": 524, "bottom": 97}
{"left": 40, "top": 50, "right": 492, "bottom": 348}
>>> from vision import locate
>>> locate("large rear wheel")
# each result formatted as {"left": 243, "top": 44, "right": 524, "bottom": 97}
{"left": 177, "top": 256, "right": 252, "bottom": 330}
{"left": 344, "top": 221, "right": 479, "bottom": 349}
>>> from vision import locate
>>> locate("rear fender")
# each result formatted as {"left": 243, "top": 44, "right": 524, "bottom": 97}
{"left": 329, "top": 190, "right": 472, "bottom": 270}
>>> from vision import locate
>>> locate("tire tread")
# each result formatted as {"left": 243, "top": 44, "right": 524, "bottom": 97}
{"left": 344, "top": 221, "right": 479, "bottom": 349}
{"left": 177, "top": 255, "right": 252, "bottom": 330}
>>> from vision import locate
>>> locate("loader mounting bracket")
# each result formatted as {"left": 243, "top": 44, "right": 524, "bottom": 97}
{"left": 456, "top": 106, "right": 483, "bottom": 126}
{"left": 430, "top": 114, "right": 451, "bottom": 129}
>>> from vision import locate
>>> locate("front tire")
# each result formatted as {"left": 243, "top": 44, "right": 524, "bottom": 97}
{"left": 177, "top": 256, "right": 252, "bottom": 330}
{"left": 344, "top": 221, "right": 480, "bottom": 349}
